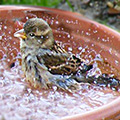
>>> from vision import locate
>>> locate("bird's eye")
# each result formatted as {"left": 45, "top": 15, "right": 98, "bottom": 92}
{"left": 29, "top": 33, "right": 35, "bottom": 37}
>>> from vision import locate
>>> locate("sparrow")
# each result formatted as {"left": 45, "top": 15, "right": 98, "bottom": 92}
{"left": 14, "top": 18, "right": 120, "bottom": 92}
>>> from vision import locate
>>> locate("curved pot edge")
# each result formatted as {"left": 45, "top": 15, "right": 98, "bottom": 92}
{"left": 0, "top": 5, "right": 120, "bottom": 36}
{"left": 61, "top": 97, "right": 120, "bottom": 120}
{"left": 0, "top": 5, "right": 120, "bottom": 120}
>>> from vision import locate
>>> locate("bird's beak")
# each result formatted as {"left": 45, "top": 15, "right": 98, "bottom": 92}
{"left": 14, "top": 29, "right": 27, "bottom": 39}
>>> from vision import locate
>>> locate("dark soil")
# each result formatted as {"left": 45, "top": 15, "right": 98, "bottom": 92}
{"left": 58, "top": 0, "right": 120, "bottom": 31}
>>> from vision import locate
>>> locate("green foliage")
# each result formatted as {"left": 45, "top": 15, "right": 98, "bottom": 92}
{"left": 0, "top": 0, "right": 61, "bottom": 8}
{"left": 65, "top": 0, "right": 74, "bottom": 11}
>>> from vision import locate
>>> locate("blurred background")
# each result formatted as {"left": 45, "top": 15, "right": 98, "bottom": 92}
{"left": 0, "top": 0, "right": 120, "bottom": 31}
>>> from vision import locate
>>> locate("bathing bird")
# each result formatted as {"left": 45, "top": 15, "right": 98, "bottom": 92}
{"left": 14, "top": 18, "right": 119, "bottom": 92}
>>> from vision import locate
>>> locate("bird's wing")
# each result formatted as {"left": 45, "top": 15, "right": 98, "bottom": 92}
{"left": 36, "top": 48, "right": 82, "bottom": 75}
{"left": 49, "top": 54, "right": 82, "bottom": 75}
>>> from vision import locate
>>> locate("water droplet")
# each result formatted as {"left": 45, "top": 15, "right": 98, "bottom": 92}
{"left": 105, "top": 58, "right": 108, "bottom": 61}
{"left": 75, "top": 20, "right": 78, "bottom": 24}
{"left": 26, "top": 16, "right": 29, "bottom": 20}
{"left": 90, "top": 2, "right": 93, "bottom": 6}
{"left": 41, "top": 36, "right": 44, "bottom": 39}
{"left": 9, "top": 37, "right": 12, "bottom": 40}
{"left": 8, "top": 31, "right": 11, "bottom": 34}
{"left": 61, "top": 27, "right": 64, "bottom": 30}
{"left": 67, "top": 34, "right": 70, "bottom": 38}
{"left": 78, "top": 47, "right": 82, "bottom": 50}
{"left": 52, "top": 86, "right": 58, "bottom": 91}
{"left": 71, "top": 36, "right": 74, "bottom": 39}
{"left": 7, "top": 59, "right": 10, "bottom": 62}
{"left": 85, "top": 59, "right": 89, "bottom": 63}
{"left": 50, "top": 20, "right": 54, "bottom": 25}
{"left": 0, "top": 36, "right": 2, "bottom": 40}
{"left": 68, "top": 47, "right": 72, "bottom": 51}
{"left": 115, "top": 60, "right": 119, "bottom": 65}
{"left": 88, "top": 55, "right": 92, "bottom": 58}
{"left": 66, "top": 20, "right": 70, "bottom": 24}
{"left": 37, "top": 39, "right": 42, "bottom": 44}
{"left": 97, "top": 37, "right": 100, "bottom": 40}
{"left": 107, "top": 37, "right": 109, "bottom": 41}
{"left": 58, "top": 35, "right": 61, "bottom": 38}
{"left": 81, "top": 48, "right": 85, "bottom": 52}
{"left": 88, "top": 29, "right": 91, "bottom": 31}
{"left": 46, "top": 35, "right": 49, "bottom": 39}
{"left": 109, "top": 48, "right": 112, "bottom": 54}
{"left": 55, "top": 21, "right": 59, "bottom": 24}
{"left": 81, "top": 31, "right": 84, "bottom": 34}
{"left": 63, "top": 36, "right": 65, "bottom": 38}
{"left": 4, "top": 26, "right": 7, "bottom": 29}
{"left": 76, "top": 29, "right": 80, "bottom": 33}
{"left": 95, "top": 24, "right": 99, "bottom": 28}
{"left": 94, "top": 54, "right": 103, "bottom": 61}
{"left": 51, "top": 17, "right": 55, "bottom": 20}
{"left": 112, "top": 36, "right": 115, "bottom": 38}
{"left": 93, "top": 30, "right": 98, "bottom": 33}
{"left": 102, "top": 38, "right": 107, "bottom": 42}
{"left": 86, "top": 32, "right": 90, "bottom": 36}
{"left": 91, "top": 44, "right": 94, "bottom": 47}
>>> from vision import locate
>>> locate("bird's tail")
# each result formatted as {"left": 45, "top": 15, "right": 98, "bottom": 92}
{"left": 72, "top": 73, "right": 120, "bottom": 91}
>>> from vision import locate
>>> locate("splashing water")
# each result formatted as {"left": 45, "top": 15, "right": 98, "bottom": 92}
{"left": 0, "top": 12, "right": 120, "bottom": 119}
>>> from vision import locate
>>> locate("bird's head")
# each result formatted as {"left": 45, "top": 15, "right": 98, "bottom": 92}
{"left": 14, "top": 18, "right": 54, "bottom": 49}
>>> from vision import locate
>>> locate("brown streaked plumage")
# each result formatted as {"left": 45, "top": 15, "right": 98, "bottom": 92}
{"left": 14, "top": 18, "right": 119, "bottom": 92}
{"left": 14, "top": 18, "right": 92, "bottom": 91}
